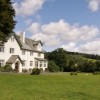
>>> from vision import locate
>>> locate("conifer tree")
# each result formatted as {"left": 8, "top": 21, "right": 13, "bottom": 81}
{"left": 0, "top": 0, "right": 16, "bottom": 42}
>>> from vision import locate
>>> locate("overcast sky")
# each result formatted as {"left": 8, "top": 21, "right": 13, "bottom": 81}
{"left": 12, "top": 0, "right": 100, "bottom": 54}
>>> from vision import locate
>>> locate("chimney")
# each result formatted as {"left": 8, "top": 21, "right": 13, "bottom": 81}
{"left": 20, "top": 31, "right": 25, "bottom": 43}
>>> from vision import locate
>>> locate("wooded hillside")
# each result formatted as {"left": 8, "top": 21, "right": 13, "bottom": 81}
{"left": 46, "top": 48, "right": 100, "bottom": 72}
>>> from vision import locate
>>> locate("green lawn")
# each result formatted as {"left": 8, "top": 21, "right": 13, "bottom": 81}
{"left": 0, "top": 72, "right": 100, "bottom": 100}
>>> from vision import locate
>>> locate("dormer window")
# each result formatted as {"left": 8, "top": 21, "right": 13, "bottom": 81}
{"left": 33, "top": 45, "right": 38, "bottom": 50}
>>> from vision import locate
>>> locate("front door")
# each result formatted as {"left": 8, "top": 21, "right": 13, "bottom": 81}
{"left": 15, "top": 62, "right": 19, "bottom": 72}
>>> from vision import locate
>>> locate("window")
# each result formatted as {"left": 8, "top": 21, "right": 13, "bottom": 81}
{"left": 38, "top": 53, "right": 41, "bottom": 57}
{"left": 22, "top": 60, "right": 26, "bottom": 67}
{"left": 30, "top": 61, "right": 33, "bottom": 66}
{"left": 34, "top": 45, "right": 38, "bottom": 50}
{"left": 44, "top": 61, "right": 46, "bottom": 67}
{"left": 40, "top": 61, "right": 42, "bottom": 67}
{"left": 11, "top": 36, "right": 14, "bottom": 42}
{"left": 10, "top": 48, "right": 14, "bottom": 54}
{"left": 30, "top": 52, "right": 33, "bottom": 56}
{"left": 22, "top": 50, "right": 25, "bottom": 55}
{"left": 0, "top": 59, "right": 4, "bottom": 67}
{"left": 0, "top": 47, "right": 4, "bottom": 52}
{"left": 35, "top": 61, "right": 38, "bottom": 68}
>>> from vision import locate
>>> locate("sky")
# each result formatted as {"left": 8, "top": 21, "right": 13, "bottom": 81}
{"left": 12, "top": 0, "right": 100, "bottom": 54}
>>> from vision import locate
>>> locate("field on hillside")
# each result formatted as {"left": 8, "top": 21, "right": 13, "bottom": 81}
{"left": 0, "top": 72, "right": 100, "bottom": 100}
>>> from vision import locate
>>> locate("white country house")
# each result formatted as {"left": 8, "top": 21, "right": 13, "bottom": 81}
{"left": 0, "top": 32, "right": 48, "bottom": 72}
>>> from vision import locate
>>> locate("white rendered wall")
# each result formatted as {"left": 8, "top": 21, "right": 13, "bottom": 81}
{"left": 0, "top": 36, "right": 21, "bottom": 65}
{"left": 0, "top": 35, "right": 47, "bottom": 72}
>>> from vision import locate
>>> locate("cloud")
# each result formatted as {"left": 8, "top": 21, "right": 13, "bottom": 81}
{"left": 27, "top": 19, "right": 100, "bottom": 54}
{"left": 61, "top": 42, "right": 79, "bottom": 52}
{"left": 42, "top": 19, "right": 69, "bottom": 35}
{"left": 61, "top": 40, "right": 100, "bottom": 55}
{"left": 40, "top": 20, "right": 99, "bottom": 42}
{"left": 79, "top": 40, "right": 100, "bottom": 54}
{"left": 88, "top": 0, "right": 100, "bottom": 12}
{"left": 31, "top": 33, "right": 61, "bottom": 46}
{"left": 12, "top": 0, "right": 100, "bottom": 54}
{"left": 79, "top": 25, "right": 99, "bottom": 41}
{"left": 27, "top": 23, "right": 41, "bottom": 34}
{"left": 13, "top": 0, "right": 46, "bottom": 16}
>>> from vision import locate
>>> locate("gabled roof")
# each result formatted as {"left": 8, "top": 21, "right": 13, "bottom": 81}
{"left": 0, "top": 32, "right": 44, "bottom": 53}
{"left": 0, "top": 33, "right": 23, "bottom": 48}
{"left": 16, "top": 34, "right": 44, "bottom": 52}
{"left": 6, "top": 55, "right": 23, "bottom": 64}
{"left": 21, "top": 38, "right": 44, "bottom": 52}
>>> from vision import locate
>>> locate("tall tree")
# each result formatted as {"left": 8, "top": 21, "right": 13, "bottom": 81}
{"left": 0, "top": 0, "right": 16, "bottom": 42}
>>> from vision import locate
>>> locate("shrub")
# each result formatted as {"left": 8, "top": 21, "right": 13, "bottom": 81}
{"left": 93, "top": 72, "right": 100, "bottom": 75}
{"left": 0, "top": 67, "right": 5, "bottom": 72}
{"left": 31, "top": 68, "right": 41, "bottom": 75}
{"left": 70, "top": 72, "right": 78, "bottom": 75}
{"left": 4, "top": 64, "right": 12, "bottom": 72}
{"left": 70, "top": 72, "right": 74, "bottom": 75}
{"left": 40, "top": 68, "right": 43, "bottom": 72}
{"left": 70, "top": 64, "right": 78, "bottom": 72}
{"left": 48, "top": 61, "right": 60, "bottom": 72}
{"left": 1, "top": 64, "right": 12, "bottom": 72}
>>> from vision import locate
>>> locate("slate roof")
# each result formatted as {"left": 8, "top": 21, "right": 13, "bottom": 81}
{"left": 0, "top": 33, "right": 44, "bottom": 53}
{"left": 6, "top": 55, "right": 23, "bottom": 64}
{"left": 35, "top": 58, "right": 47, "bottom": 61}
{"left": 16, "top": 35, "right": 44, "bottom": 53}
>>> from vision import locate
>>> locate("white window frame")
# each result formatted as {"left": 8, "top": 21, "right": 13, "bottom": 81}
{"left": 35, "top": 61, "right": 38, "bottom": 68}
{"left": 22, "top": 60, "right": 26, "bottom": 67}
{"left": 0, "top": 47, "right": 4, "bottom": 52}
{"left": 0, "top": 59, "right": 4, "bottom": 67}
{"left": 30, "top": 61, "right": 33, "bottom": 66}
{"left": 22, "top": 50, "right": 25, "bottom": 55}
{"left": 10, "top": 48, "right": 14, "bottom": 54}
{"left": 44, "top": 61, "right": 46, "bottom": 67}
{"left": 40, "top": 61, "right": 42, "bottom": 67}
{"left": 30, "top": 52, "right": 33, "bottom": 56}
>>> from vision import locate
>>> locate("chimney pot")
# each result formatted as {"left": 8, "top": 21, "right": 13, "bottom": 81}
{"left": 20, "top": 31, "right": 25, "bottom": 43}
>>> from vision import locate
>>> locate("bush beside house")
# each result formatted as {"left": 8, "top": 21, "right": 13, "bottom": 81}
{"left": 31, "top": 68, "right": 41, "bottom": 75}
{"left": 48, "top": 61, "right": 60, "bottom": 72}
{"left": 0, "top": 64, "right": 12, "bottom": 72}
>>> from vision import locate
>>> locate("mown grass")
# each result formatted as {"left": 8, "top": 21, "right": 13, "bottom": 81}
{"left": 0, "top": 72, "right": 100, "bottom": 100}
